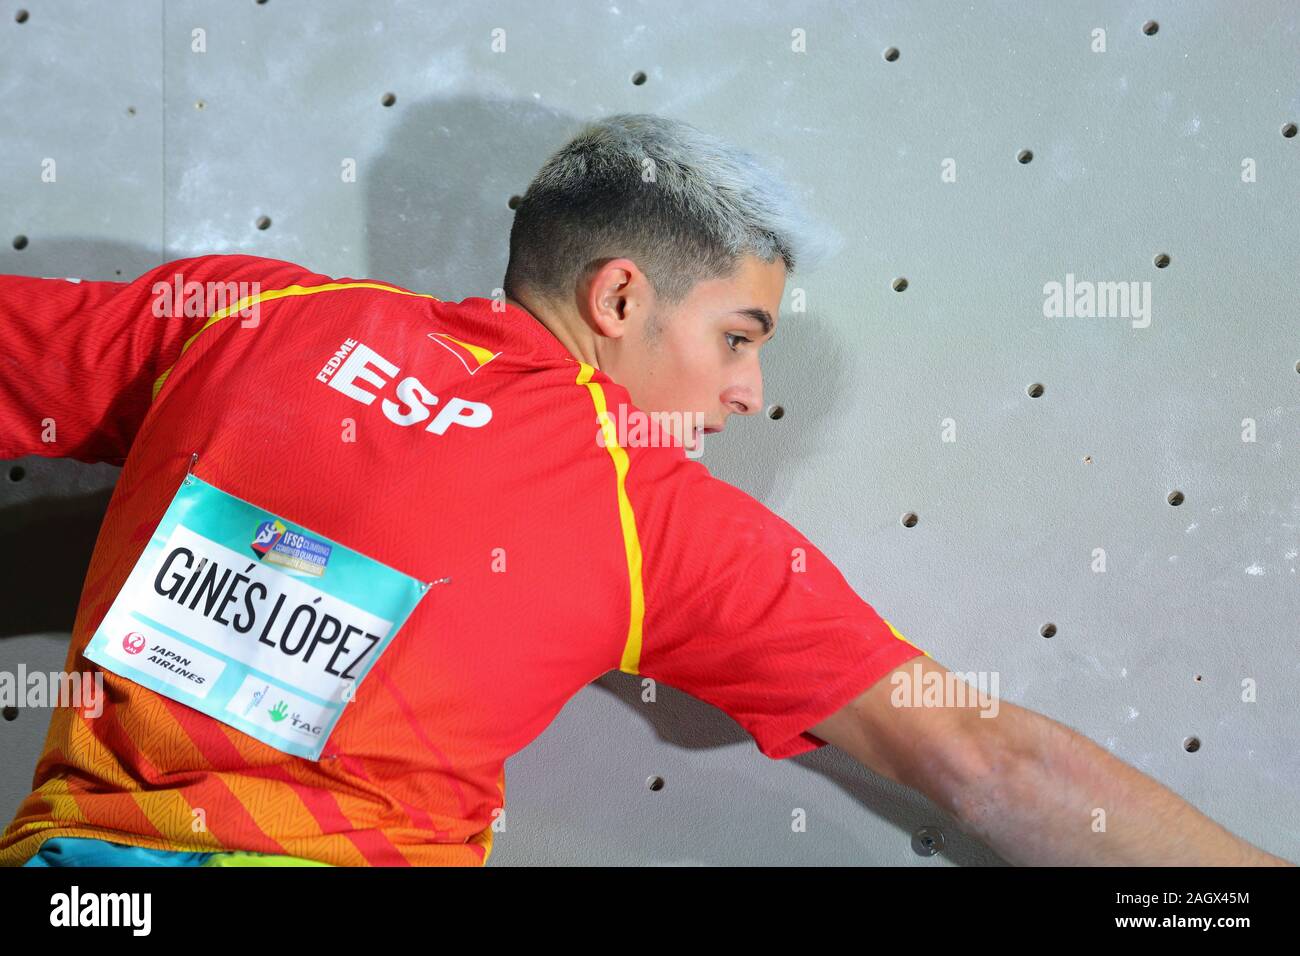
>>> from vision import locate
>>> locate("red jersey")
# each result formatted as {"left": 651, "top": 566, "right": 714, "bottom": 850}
{"left": 0, "top": 254, "right": 926, "bottom": 866}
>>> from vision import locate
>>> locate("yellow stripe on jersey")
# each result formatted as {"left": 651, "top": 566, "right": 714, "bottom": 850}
{"left": 151, "top": 281, "right": 442, "bottom": 401}
{"left": 882, "top": 617, "right": 932, "bottom": 658}
{"left": 575, "top": 363, "right": 647, "bottom": 675}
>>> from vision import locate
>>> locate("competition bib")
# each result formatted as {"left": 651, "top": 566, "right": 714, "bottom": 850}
{"left": 83, "top": 461, "right": 435, "bottom": 760}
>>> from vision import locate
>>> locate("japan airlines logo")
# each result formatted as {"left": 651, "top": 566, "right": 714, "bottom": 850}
{"left": 426, "top": 331, "right": 501, "bottom": 375}
{"left": 122, "top": 632, "right": 147, "bottom": 655}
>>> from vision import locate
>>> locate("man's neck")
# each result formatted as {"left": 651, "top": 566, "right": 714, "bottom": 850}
{"left": 504, "top": 293, "right": 600, "bottom": 368}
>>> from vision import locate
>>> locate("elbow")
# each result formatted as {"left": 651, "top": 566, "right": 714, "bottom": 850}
{"left": 899, "top": 697, "right": 1046, "bottom": 829}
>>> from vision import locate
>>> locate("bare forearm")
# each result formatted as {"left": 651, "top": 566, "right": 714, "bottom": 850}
{"left": 932, "top": 700, "right": 1293, "bottom": 866}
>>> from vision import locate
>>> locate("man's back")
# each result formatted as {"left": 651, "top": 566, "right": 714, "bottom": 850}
{"left": 0, "top": 254, "right": 649, "bottom": 865}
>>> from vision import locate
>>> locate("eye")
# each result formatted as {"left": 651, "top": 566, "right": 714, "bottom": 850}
{"left": 725, "top": 332, "right": 751, "bottom": 351}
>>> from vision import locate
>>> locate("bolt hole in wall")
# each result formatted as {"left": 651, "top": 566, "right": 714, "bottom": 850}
{"left": 911, "top": 826, "right": 944, "bottom": 856}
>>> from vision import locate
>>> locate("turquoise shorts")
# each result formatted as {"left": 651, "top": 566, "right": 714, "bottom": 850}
{"left": 22, "top": 836, "right": 330, "bottom": 867}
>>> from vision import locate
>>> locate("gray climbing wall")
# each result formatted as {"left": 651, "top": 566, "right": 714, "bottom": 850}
{"left": 2, "top": 0, "right": 1296, "bottom": 866}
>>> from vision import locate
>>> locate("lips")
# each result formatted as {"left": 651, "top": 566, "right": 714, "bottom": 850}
{"left": 689, "top": 424, "right": 724, "bottom": 446}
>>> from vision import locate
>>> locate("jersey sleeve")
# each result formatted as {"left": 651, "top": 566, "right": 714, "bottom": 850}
{"left": 0, "top": 254, "right": 303, "bottom": 465}
{"left": 628, "top": 453, "right": 928, "bottom": 760}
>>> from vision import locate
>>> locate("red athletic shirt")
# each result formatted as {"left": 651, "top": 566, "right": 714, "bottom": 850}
{"left": 0, "top": 254, "right": 926, "bottom": 866}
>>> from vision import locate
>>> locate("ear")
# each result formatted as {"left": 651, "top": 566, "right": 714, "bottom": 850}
{"left": 586, "top": 258, "right": 648, "bottom": 340}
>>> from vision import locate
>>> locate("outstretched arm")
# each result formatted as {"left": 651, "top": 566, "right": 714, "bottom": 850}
{"left": 811, "top": 655, "right": 1293, "bottom": 866}
{"left": 0, "top": 256, "right": 259, "bottom": 465}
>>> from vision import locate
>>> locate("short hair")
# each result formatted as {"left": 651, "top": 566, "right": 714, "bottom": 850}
{"left": 502, "top": 113, "right": 840, "bottom": 309}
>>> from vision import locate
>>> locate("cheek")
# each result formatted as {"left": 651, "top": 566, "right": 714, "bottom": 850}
{"left": 643, "top": 334, "right": 716, "bottom": 407}
{"left": 670, "top": 346, "right": 716, "bottom": 396}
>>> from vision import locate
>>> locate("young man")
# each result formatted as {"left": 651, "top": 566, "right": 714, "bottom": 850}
{"left": 0, "top": 114, "right": 1289, "bottom": 867}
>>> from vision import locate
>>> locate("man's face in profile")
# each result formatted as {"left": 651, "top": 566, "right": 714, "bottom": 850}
{"left": 602, "top": 253, "right": 785, "bottom": 453}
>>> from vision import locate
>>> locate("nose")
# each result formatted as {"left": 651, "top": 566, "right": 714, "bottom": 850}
{"left": 723, "top": 365, "right": 764, "bottom": 417}
{"left": 728, "top": 395, "right": 756, "bottom": 415}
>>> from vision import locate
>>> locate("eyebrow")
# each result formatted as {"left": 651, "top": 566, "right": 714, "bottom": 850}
{"left": 733, "top": 307, "right": 775, "bottom": 338}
